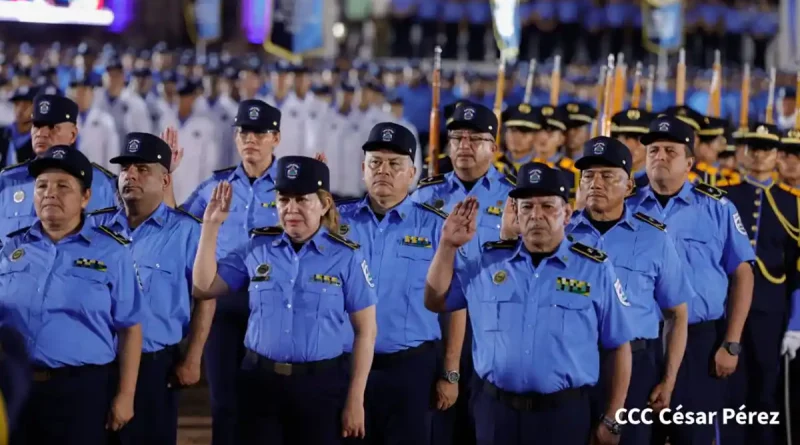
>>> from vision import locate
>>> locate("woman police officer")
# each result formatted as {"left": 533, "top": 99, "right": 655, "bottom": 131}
{"left": 0, "top": 145, "right": 144, "bottom": 445}
{"left": 192, "top": 155, "right": 377, "bottom": 444}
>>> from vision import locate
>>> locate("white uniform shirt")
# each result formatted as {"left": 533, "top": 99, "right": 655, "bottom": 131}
{"left": 93, "top": 88, "right": 152, "bottom": 148}
{"left": 77, "top": 107, "right": 120, "bottom": 171}
{"left": 197, "top": 95, "right": 239, "bottom": 167}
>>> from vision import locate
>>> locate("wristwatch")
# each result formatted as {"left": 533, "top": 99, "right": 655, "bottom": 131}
{"left": 601, "top": 416, "right": 622, "bottom": 435}
{"left": 722, "top": 341, "right": 742, "bottom": 356}
{"left": 442, "top": 370, "right": 460, "bottom": 384}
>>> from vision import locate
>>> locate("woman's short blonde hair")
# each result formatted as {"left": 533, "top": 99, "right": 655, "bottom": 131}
{"left": 316, "top": 190, "right": 340, "bottom": 233}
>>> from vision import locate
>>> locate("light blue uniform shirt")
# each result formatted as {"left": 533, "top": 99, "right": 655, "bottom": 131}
{"left": 411, "top": 165, "right": 516, "bottom": 257}
{"left": 445, "top": 239, "right": 635, "bottom": 394}
{"left": 0, "top": 221, "right": 143, "bottom": 368}
{"left": 338, "top": 197, "right": 444, "bottom": 353}
{"left": 0, "top": 161, "right": 118, "bottom": 246}
{"left": 567, "top": 209, "right": 692, "bottom": 340}
{"left": 181, "top": 162, "right": 279, "bottom": 312}
{"left": 627, "top": 182, "right": 756, "bottom": 324}
{"left": 88, "top": 203, "right": 200, "bottom": 353}
{"left": 217, "top": 227, "right": 378, "bottom": 362}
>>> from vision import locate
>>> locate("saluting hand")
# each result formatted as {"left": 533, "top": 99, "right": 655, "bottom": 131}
{"left": 160, "top": 126, "right": 185, "bottom": 173}
{"left": 203, "top": 182, "right": 232, "bottom": 225}
{"left": 106, "top": 392, "right": 134, "bottom": 431}
{"left": 341, "top": 397, "right": 366, "bottom": 439}
{"left": 314, "top": 152, "right": 328, "bottom": 164}
{"left": 440, "top": 197, "right": 479, "bottom": 248}
{"left": 499, "top": 197, "right": 520, "bottom": 240}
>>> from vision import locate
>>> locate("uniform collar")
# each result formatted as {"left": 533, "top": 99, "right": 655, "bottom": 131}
{"left": 571, "top": 207, "right": 637, "bottom": 233}
{"left": 744, "top": 174, "right": 774, "bottom": 189}
{"left": 109, "top": 202, "right": 169, "bottom": 232}
{"left": 641, "top": 180, "right": 695, "bottom": 205}
{"left": 271, "top": 226, "right": 331, "bottom": 255}
{"left": 507, "top": 237, "right": 571, "bottom": 267}
{"left": 29, "top": 218, "right": 95, "bottom": 245}
{"left": 445, "top": 165, "right": 504, "bottom": 193}
{"left": 352, "top": 195, "right": 413, "bottom": 222}
{"left": 230, "top": 158, "right": 278, "bottom": 184}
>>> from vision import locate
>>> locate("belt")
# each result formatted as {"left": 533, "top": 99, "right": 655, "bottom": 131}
{"left": 372, "top": 341, "right": 436, "bottom": 370}
{"left": 246, "top": 350, "right": 342, "bottom": 377}
{"left": 480, "top": 378, "right": 586, "bottom": 412}
{"left": 631, "top": 338, "right": 658, "bottom": 353}
{"left": 32, "top": 363, "right": 111, "bottom": 382}
{"left": 689, "top": 319, "right": 718, "bottom": 334}
{"left": 141, "top": 344, "right": 179, "bottom": 362}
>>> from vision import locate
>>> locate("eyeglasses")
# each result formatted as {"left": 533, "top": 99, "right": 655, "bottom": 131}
{"left": 448, "top": 133, "right": 494, "bottom": 145}
{"left": 366, "top": 158, "right": 408, "bottom": 172}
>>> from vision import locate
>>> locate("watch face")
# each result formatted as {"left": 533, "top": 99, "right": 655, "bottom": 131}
{"left": 727, "top": 342, "right": 742, "bottom": 355}
{"left": 445, "top": 371, "right": 460, "bottom": 383}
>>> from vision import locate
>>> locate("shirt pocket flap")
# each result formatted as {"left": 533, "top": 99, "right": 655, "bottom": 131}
{"left": 67, "top": 266, "right": 109, "bottom": 284}
{"left": 137, "top": 259, "right": 176, "bottom": 275}
{"left": 249, "top": 280, "right": 278, "bottom": 292}
{"left": 397, "top": 245, "right": 434, "bottom": 261}
{"left": 552, "top": 295, "right": 592, "bottom": 310}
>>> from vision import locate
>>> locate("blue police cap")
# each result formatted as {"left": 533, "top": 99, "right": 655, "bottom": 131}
{"left": 275, "top": 156, "right": 330, "bottom": 195}
{"left": 782, "top": 87, "right": 797, "bottom": 99}
{"left": 9, "top": 85, "right": 36, "bottom": 102}
{"left": 160, "top": 70, "right": 177, "bottom": 83}
{"left": 29, "top": 145, "right": 93, "bottom": 189}
{"left": 640, "top": 115, "right": 695, "bottom": 151}
{"left": 132, "top": 68, "right": 152, "bottom": 78}
{"left": 311, "top": 85, "right": 332, "bottom": 96}
{"left": 362, "top": 122, "right": 416, "bottom": 159}
{"left": 386, "top": 92, "right": 403, "bottom": 105}
{"left": 509, "top": 162, "right": 570, "bottom": 201}
{"left": 176, "top": 79, "right": 200, "bottom": 96}
{"left": 447, "top": 102, "right": 498, "bottom": 138}
{"left": 575, "top": 136, "right": 632, "bottom": 175}
{"left": 12, "top": 65, "right": 32, "bottom": 79}
{"left": 340, "top": 81, "right": 356, "bottom": 93}
{"left": 105, "top": 57, "right": 123, "bottom": 72}
{"left": 32, "top": 94, "right": 78, "bottom": 126}
{"left": 111, "top": 132, "right": 172, "bottom": 171}
{"left": 233, "top": 100, "right": 281, "bottom": 132}
{"left": 69, "top": 73, "right": 96, "bottom": 88}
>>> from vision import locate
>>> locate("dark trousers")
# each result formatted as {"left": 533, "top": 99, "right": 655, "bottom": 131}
{"left": 115, "top": 345, "right": 180, "bottom": 445}
{"left": 345, "top": 341, "right": 438, "bottom": 445}
{"left": 204, "top": 309, "right": 249, "bottom": 445}
{"left": 12, "top": 363, "right": 115, "bottom": 445}
{"left": 238, "top": 352, "right": 349, "bottom": 445}
{"left": 431, "top": 316, "right": 476, "bottom": 445}
{"left": 720, "top": 310, "right": 784, "bottom": 445}
{"left": 590, "top": 339, "right": 661, "bottom": 445}
{"left": 471, "top": 378, "right": 591, "bottom": 445}
{"left": 652, "top": 320, "right": 725, "bottom": 445}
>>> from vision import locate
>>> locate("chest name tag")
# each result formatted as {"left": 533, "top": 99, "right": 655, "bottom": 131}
{"left": 312, "top": 274, "right": 341, "bottom": 286}
{"left": 556, "top": 277, "right": 590, "bottom": 296}
{"left": 403, "top": 235, "right": 432, "bottom": 248}
{"left": 486, "top": 206, "right": 503, "bottom": 216}
{"left": 74, "top": 258, "right": 107, "bottom": 272}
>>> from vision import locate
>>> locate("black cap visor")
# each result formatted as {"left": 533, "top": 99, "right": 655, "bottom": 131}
{"left": 744, "top": 138, "right": 780, "bottom": 150}
{"left": 640, "top": 131, "right": 691, "bottom": 147}
{"left": 508, "top": 188, "right": 568, "bottom": 200}
{"left": 447, "top": 121, "right": 492, "bottom": 136}
{"left": 574, "top": 156, "right": 630, "bottom": 175}
{"left": 362, "top": 141, "right": 411, "bottom": 157}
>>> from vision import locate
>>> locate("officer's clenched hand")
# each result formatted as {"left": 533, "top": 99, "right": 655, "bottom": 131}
{"left": 713, "top": 346, "right": 738, "bottom": 378}
{"left": 441, "top": 197, "right": 479, "bottom": 248}
{"left": 160, "top": 126, "right": 185, "bottom": 173}
{"left": 341, "top": 397, "right": 366, "bottom": 438}
{"left": 499, "top": 197, "right": 520, "bottom": 240}
{"left": 173, "top": 359, "right": 202, "bottom": 387}
{"left": 648, "top": 380, "right": 674, "bottom": 412}
{"left": 106, "top": 392, "right": 134, "bottom": 431}
{"left": 203, "top": 182, "right": 232, "bottom": 225}
{"left": 434, "top": 379, "right": 458, "bottom": 410}
{"left": 591, "top": 422, "right": 620, "bottom": 445}
{"left": 781, "top": 331, "right": 800, "bottom": 360}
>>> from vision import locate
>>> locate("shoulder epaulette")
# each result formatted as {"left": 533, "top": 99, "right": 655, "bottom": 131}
{"left": 502, "top": 171, "right": 517, "bottom": 186}
{"left": 175, "top": 207, "right": 202, "bottom": 223}
{"left": 417, "top": 174, "right": 446, "bottom": 188}
{"left": 419, "top": 202, "right": 448, "bottom": 219}
{"left": 482, "top": 240, "right": 517, "bottom": 250}
{"left": 633, "top": 212, "right": 666, "bottom": 231}
{"left": 86, "top": 206, "right": 118, "bottom": 216}
{"left": 213, "top": 165, "right": 237, "bottom": 175}
{"left": 6, "top": 226, "right": 30, "bottom": 238}
{"left": 97, "top": 225, "right": 130, "bottom": 245}
{"left": 92, "top": 162, "right": 116, "bottom": 179}
{"left": 326, "top": 232, "right": 360, "bottom": 250}
{"left": 569, "top": 242, "right": 608, "bottom": 262}
{"left": 0, "top": 160, "right": 30, "bottom": 173}
{"left": 558, "top": 157, "right": 579, "bottom": 173}
{"left": 250, "top": 226, "right": 283, "bottom": 237}
{"left": 335, "top": 197, "right": 361, "bottom": 206}
{"left": 779, "top": 182, "right": 800, "bottom": 197}
{"left": 693, "top": 182, "right": 726, "bottom": 200}
{"left": 717, "top": 176, "right": 742, "bottom": 187}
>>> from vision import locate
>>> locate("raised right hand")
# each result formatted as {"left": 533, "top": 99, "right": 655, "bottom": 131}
{"left": 441, "top": 196, "right": 479, "bottom": 248}
{"left": 203, "top": 181, "right": 232, "bottom": 225}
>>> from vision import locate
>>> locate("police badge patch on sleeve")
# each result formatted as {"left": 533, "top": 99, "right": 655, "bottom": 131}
{"left": 361, "top": 259, "right": 375, "bottom": 288}
{"left": 733, "top": 212, "right": 747, "bottom": 235}
{"left": 614, "top": 279, "right": 630, "bottom": 307}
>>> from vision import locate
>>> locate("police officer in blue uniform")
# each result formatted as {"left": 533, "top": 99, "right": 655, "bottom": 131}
{"left": 87, "top": 132, "right": 216, "bottom": 445}
{"left": 0, "top": 146, "right": 144, "bottom": 445}
{"left": 412, "top": 102, "right": 515, "bottom": 445}
{"left": 0, "top": 94, "right": 118, "bottom": 247}
{"left": 717, "top": 122, "right": 797, "bottom": 445}
{"left": 627, "top": 116, "right": 756, "bottom": 445}
{"left": 425, "top": 163, "right": 635, "bottom": 445}
{"left": 338, "top": 122, "right": 448, "bottom": 445}
{"left": 180, "top": 99, "right": 282, "bottom": 445}
{"left": 566, "top": 137, "right": 691, "bottom": 445}
{"left": 192, "top": 156, "right": 378, "bottom": 444}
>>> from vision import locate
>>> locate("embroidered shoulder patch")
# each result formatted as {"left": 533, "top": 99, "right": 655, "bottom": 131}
{"left": 175, "top": 207, "right": 202, "bottom": 223}
{"left": 87, "top": 206, "right": 118, "bottom": 216}
{"left": 693, "top": 183, "right": 725, "bottom": 200}
{"left": 417, "top": 174, "right": 446, "bottom": 188}
{"left": 92, "top": 162, "right": 116, "bottom": 179}
{"left": 250, "top": 226, "right": 284, "bottom": 237}
{"left": 97, "top": 225, "right": 130, "bottom": 245}
{"left": 569, "top": 242, "right": 608, "bottom": 262}
{"left": 327, "top": 232, "right": 360, "bottom": 250}
{"left": 482, "top": 240, "right": 517, "bottom": 250}
{"left": 633, "top": 212, "right": 666, "bottom": 231}
{"left": 6, "top": 226, "right": 30, "bottom": 239}
{"left": 419, "top": 202, "right": 448, "bottom": 219}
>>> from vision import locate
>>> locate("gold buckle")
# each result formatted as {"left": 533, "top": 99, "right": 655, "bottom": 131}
{"left": 274, "top": 362, "right": 292, "bottom": 376}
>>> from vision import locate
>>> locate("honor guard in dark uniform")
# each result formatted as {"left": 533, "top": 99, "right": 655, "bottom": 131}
{"left": 611, "top": 108, "right": 653, "bottom": 190}
{"left": 0, "top": 86, "right": 36, "bottom": 167}
{"left": 628, "top": 116, "right": 756, "bottom": 445}
{"left": 424, "top": 163, "right": 636, "bottom": 445}
{"left": 0, "top": 146, "right": 144, "bottom": 445}
{"left": 0, "top": 94, "right": 118, "bottom": 247}
{"left": 192, "top": 156, "right": 378, "bottom": 445}
{"left": 717, "top": 127, "right": 739, "bottom": 172}
{"left": 718, "top": 122, "right": 798, "bottom": 445}
{"left": 693, "top": 116, "right": 739, "bottom": 186}
{"left": 495, "top": 103, "right": 541, "bottom": 175}
{"left": 531, "top": 105, "right": 580, "bottom": 205}
{"left": 559, "top": 102, "right": 598, "bottom": 160}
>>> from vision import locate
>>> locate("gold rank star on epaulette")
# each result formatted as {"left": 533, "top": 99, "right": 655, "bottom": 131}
{"left": 483, "top": 240, "right": 517, "bottom": 250}
{"left": 569, "top": 242, "right": 608, "bottom": 262}
{"left": 693, "top": 183, "right": 726, "bottom": 200}
{"left": 633, "top": 212, "right": 666, "bottom": 231}
{"left": 97, "top": 225, "right": 130, "bottom": 245}
{"left": 419, "top": 202, "right": 448, "bottom": 219}
{"left": 74, "top": 258, "right": 108, "bottom": 272}
{"left": 417, "top": 174, "right": 446, "bottom": 189}
{"left": 327, "top": 232, "right": 360, "bottom": 250}
{"left": 556, "top": 277, "right": 591, "bottom": 296}
{"left": 403, "top": 235, "right": 432, "bottom": 248}
{"left": 250, "top": 226, "right": 284, "bottom": 237}
{"left": 312, "top": 274, "right": 342, "bottom": 286}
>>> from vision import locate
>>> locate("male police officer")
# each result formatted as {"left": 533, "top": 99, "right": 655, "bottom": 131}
{"left": 425, "top": 164, "right": 634, "bottom": 445}
{"left": 0, "top": 94, "right": 117, "bottom": 246}
{"left": 627, "top": 116, "right": 756, "bottom": 445}
{"left": 88, "top": 133, "right": 215, "bottom": 445}
{"left": 338, "top": 122, "right": 447, "bottom": 444}
{"left": 566, "top": 137, "right": 690, "bottom": 445}
{"left": 180, "top": 99, "right": 282, "bottom": 445}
